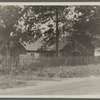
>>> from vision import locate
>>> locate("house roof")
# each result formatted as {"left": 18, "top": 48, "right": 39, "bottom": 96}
{"left": 95, "top": 35, "right": 100, "bottom": 40}
{"left": 47, "top": 40, "right": 68, "bottom": 51}
{"left": 21, "top": 36, "right": 46, "bottom": 51}
{"left": 11, "top": 35, "right": 90, "bottom": 52}
{"left": 20, "top": 36, "right": 68, "bottom": 52}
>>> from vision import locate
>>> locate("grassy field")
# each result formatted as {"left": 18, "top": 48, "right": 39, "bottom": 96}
{"left": 0, "top": 64, "right": 100, "bottom": 90}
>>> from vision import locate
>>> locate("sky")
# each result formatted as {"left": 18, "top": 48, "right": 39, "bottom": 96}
{"left": 94, "top": 49, "right": 100, "bottom": 56}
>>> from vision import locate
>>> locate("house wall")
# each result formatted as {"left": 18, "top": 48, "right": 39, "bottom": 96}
{"left": 11, "top": 42, "right": 27, "bottom": 56}
{"left": 30, "top": 52, "right": 40, "bottom": 58}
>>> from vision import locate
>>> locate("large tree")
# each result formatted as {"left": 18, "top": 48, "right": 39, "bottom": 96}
{"left": 0, "top": 6, "right": 30, "bottom": 67}
{"left": 69, "top": 6, "right": 100, "bottom": 56}
{"left": 20, "top": 6, "right": 73, "bottom": 57}
{"left": 0, "top": 6, "right": 28, "bottom": 55}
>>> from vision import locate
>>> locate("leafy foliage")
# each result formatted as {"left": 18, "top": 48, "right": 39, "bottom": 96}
{"left": 20, "top": 6, "right": 72, "bottom": 47}
{"left": 70, "top": 6, "right": 100, "bottom": 56}
{"left": 0, "top": 6, "right": 100, "bottom": 56}
{"left": 0, "top": 6, "right": 28, "bottom": 55}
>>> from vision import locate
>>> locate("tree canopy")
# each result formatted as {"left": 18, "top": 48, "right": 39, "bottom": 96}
{"left": 0, "top": 5, "right": 100, "bottom": 56}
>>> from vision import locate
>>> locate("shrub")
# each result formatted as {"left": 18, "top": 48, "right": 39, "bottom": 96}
{"left": 28, "top": 61, "right": 44, "bottom": 71}
{"left": 47, "top": 72, "right": 55, "bottom": 78}
{"left": 37, "top": 72, "right": 46, "bottom": 77}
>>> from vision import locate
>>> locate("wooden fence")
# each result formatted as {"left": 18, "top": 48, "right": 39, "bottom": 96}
{"left": 0, "top": 56, "right": 100, "bottom": 68}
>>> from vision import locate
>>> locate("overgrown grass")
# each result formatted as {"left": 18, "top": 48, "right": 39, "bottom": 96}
{"left": 0, "top": 75, "right": 38, "bottom": 90}
{"left": 42, "top": 64, "right": 100, "bottom": 78}
{"left": 1, "top": 64, "right": 100, "bottom": 78}
{"left": 1, "top": 64, "right": 100, "bottom": 89}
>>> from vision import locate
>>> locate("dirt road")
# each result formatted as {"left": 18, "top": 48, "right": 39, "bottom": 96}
{"left": 0, "top": 76, "right": 100, "bottom": 95}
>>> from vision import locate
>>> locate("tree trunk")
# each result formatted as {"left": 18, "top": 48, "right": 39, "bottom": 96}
{"left": 56, "top": 8, "right": 59, "bottom": 57}
{"left": 6, "top": 42, "right": 10, "bottom": 68}
{"left": 5, "top": 28, "right": 11, "bottom": 68}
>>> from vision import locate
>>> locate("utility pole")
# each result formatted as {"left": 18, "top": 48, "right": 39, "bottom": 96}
{"left": 56, "top": 7, "right": 59, "bottom": 57}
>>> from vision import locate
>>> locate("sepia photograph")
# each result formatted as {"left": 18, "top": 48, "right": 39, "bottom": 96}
{"left": 0, "top": 2, "right": 100, "bottom": 97}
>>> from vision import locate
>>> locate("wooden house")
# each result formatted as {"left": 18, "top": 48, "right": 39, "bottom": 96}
{"left": 10, "top": 36, "right": 47, "bottom": 58}
{"left": 10, "top": 35, "right": 94, "bottom": 58}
